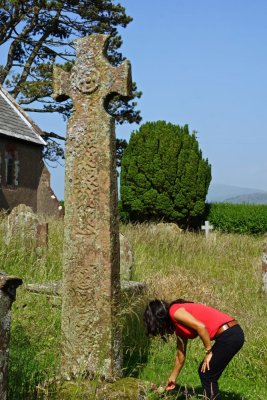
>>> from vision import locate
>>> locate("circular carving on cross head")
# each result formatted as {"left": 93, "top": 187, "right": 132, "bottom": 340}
{"left": 71, "top": 67, "right": 100, "bottom": 94}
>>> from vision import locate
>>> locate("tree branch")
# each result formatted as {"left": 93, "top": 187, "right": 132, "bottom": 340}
{"left": 0, "top": 3, "right": 24, "bottom": 45}
{"left": 18, "top": 95, "right": 41, "bottom": 105}
{"left": 0, "top": 11, "right": 40, "bottom": 84}
{"left": 11, "top": 11, "right": 63, "bottom": 98}
{"left": 22, "top": 107, "right": 60, "bottom": 113}
{"left": 43, "top": 131, "right": 66, "bottom": 141}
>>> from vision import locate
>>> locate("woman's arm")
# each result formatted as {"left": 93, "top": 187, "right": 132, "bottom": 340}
{"left": 173, "top": 307, "right": 212, "bottom": 350}
{"left": 166, "top": 336, "right": 187, "bottom": 390}
{"left": 172, "top": 308, "right": 213, "bottom": 372}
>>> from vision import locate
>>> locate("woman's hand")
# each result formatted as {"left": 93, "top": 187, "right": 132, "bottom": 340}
{"left": 201, "top": 352, "right": 213, "bottom": 373}
{"left": 165, "top": 376, "right": 176, "bottom": 391}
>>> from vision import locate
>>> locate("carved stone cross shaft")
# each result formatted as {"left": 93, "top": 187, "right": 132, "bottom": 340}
{"left": 53, "top": 34, "right": 132, "bottom": 379}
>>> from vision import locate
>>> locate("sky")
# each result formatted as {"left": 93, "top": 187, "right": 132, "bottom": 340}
{"left": 8, "top": 0, "right": 267, "bottom": 199}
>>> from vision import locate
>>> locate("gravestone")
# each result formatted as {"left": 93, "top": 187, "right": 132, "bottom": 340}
{"left": 201, "top": 220, "right": 214, "bottom": 238}
{"left": 150, "top": 222, "right": 182, "bottom": 235}
{"left": 6, "top": 204, "right": 39, "bottom": 244}
{"left": 36, "top": 222, "right": 49, "bottom": 247}
{"left": 53, "top": 34, "right": 131, "bottom": 379}
{"left": 6, "top": 204, "right": 48, "bottom": 247}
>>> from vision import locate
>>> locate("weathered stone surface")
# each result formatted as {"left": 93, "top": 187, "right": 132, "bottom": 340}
{"left": 5, "top": 204, "right": 48, "bottom": 247}
{"left": 25, "top": 282, "right": 62, "bottom": 296}
{"left": 0, "top": 273, "right": 22, "bottom": 400}
{"left": 0, "top": 274, "right": 23, "bottom": 299}
{"left": 36, "top": 222, "right": 49, "bottom": 247}
{"left": 149, "top": 222, "right": 182, "bottom": 235}
{"left": 120, "top": 233, "right": 134, "bottom": 281}
{"left": 6, "top": 204, "right": 39, "bottom": 244}
{"left": 37, "top": 165, "right": 64, "bottom": 218}
{"left": 26, "top": 280, "right": 145, "bottom": 294}
{"left": 97, "top": 378, "right": 148, "bottom": 400}
{"left": 37, "top": 377, "right": 149, "bottom": 399}
{"left": 53, "top": 34, "right": 132, "bottom": 380}
{"left": 25, "top": 280, "right": 146, "bottom": 298}
{"left": 120, "top": 281, "right": 146, "bottom": 296}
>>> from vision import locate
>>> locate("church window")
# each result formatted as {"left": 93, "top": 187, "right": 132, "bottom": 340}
{"left": 5, "top": 145, "right": 19, "bottom": 187}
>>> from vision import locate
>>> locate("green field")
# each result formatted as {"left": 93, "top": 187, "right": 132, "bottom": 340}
{"left": 0, "top": 216, "right": 266, "bottom": 399}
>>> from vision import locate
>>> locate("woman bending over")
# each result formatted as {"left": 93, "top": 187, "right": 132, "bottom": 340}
{"left": 144, "top": 299, "right": 244, "bottom": 400}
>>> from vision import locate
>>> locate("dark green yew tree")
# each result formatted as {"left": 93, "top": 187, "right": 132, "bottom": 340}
{"left": 120, "top": 121, "right": 211, "bottom": 227}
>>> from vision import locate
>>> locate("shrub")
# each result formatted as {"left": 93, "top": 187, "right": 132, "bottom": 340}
{"left": 207, "top": 203, "right": 267, "bottom": 234}
{"left": 120, "top": 121, "right": 211, "bottom": 227}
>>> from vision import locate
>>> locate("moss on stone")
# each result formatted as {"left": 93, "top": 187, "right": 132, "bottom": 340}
{"left": 37, "top": 377, "right": 149, "bottom": 399}
{"left": 97, "top": 377, "right": 148, "bottom": 399}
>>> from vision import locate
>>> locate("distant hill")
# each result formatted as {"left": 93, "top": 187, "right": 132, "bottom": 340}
{"left": 206, "top": 183, "right": 267, "bottom": 203}
{"left": 224, "top": 192, "right": 267, "bottom": 204}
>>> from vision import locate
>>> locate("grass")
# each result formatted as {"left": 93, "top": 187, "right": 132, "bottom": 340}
{"left": 0, "top": 213, "right": 63, "bottom": 399}
{"left": 0, "top": 214, "right": 266, "bottom": 399}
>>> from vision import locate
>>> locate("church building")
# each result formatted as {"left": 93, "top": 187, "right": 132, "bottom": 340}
{"left": 0, "top": 85, "right": 62, "bottom": 217}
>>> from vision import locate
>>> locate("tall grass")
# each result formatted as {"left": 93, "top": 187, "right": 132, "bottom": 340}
{"left": 0, "top": 213, "right": 266, "bottom": 399}
{"left": 0, "top": 213, "right": 63, "bottom": 399}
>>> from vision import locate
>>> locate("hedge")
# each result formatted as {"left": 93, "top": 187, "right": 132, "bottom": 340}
{"left": 207, "top": 203, "right": 267, "bottom": 234}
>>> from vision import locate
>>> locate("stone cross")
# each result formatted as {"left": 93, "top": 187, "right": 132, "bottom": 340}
{"left": 201, "top": 220, "right": 214, "bottom": 238}
{"left": 53, "top": 34, "right": 131, "bottom": 379}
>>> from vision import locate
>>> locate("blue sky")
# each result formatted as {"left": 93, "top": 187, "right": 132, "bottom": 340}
{"left": 9, "top": 1, "right": 267, "bottom": 199}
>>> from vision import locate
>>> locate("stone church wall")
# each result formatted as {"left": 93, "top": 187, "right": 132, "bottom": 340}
{"left": 37, "top": 164, "right": 63, "bottom": 218}
{"left": 0, "top": 136, "right": 63, "bottom": 218}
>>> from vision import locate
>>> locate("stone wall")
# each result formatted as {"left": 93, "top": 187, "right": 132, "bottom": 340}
{"left": 37, "top": 164, "right": 63, "bottom": 218}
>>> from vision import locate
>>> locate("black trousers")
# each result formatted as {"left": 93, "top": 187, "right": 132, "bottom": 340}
{"left": 198, "top": 325, "right": 245, "bottom": 400}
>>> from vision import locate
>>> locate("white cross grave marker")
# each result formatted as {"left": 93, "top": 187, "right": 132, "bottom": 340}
{"left": 201, "top": 220, "right": 214, "bottom": 238}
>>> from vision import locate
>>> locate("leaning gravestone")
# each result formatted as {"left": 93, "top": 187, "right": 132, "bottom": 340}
{"left": 53, "top": 34, "right": 131, "bottom": 379}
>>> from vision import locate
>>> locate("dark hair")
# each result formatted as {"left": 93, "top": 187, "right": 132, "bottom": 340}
{"left": 169, "top": 298, "right": 194, "bottom": 307}
{"left": 143, "top": 298, "right": 194, "bottom": 340}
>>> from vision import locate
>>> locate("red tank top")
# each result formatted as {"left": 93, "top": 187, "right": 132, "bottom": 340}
{"left": 169, "top": 303, "right": 233, "bottom": 340}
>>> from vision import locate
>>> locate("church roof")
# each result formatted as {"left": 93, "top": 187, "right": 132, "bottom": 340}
{"left": 0, "top": 85, "right": 46, "bottom": 146}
